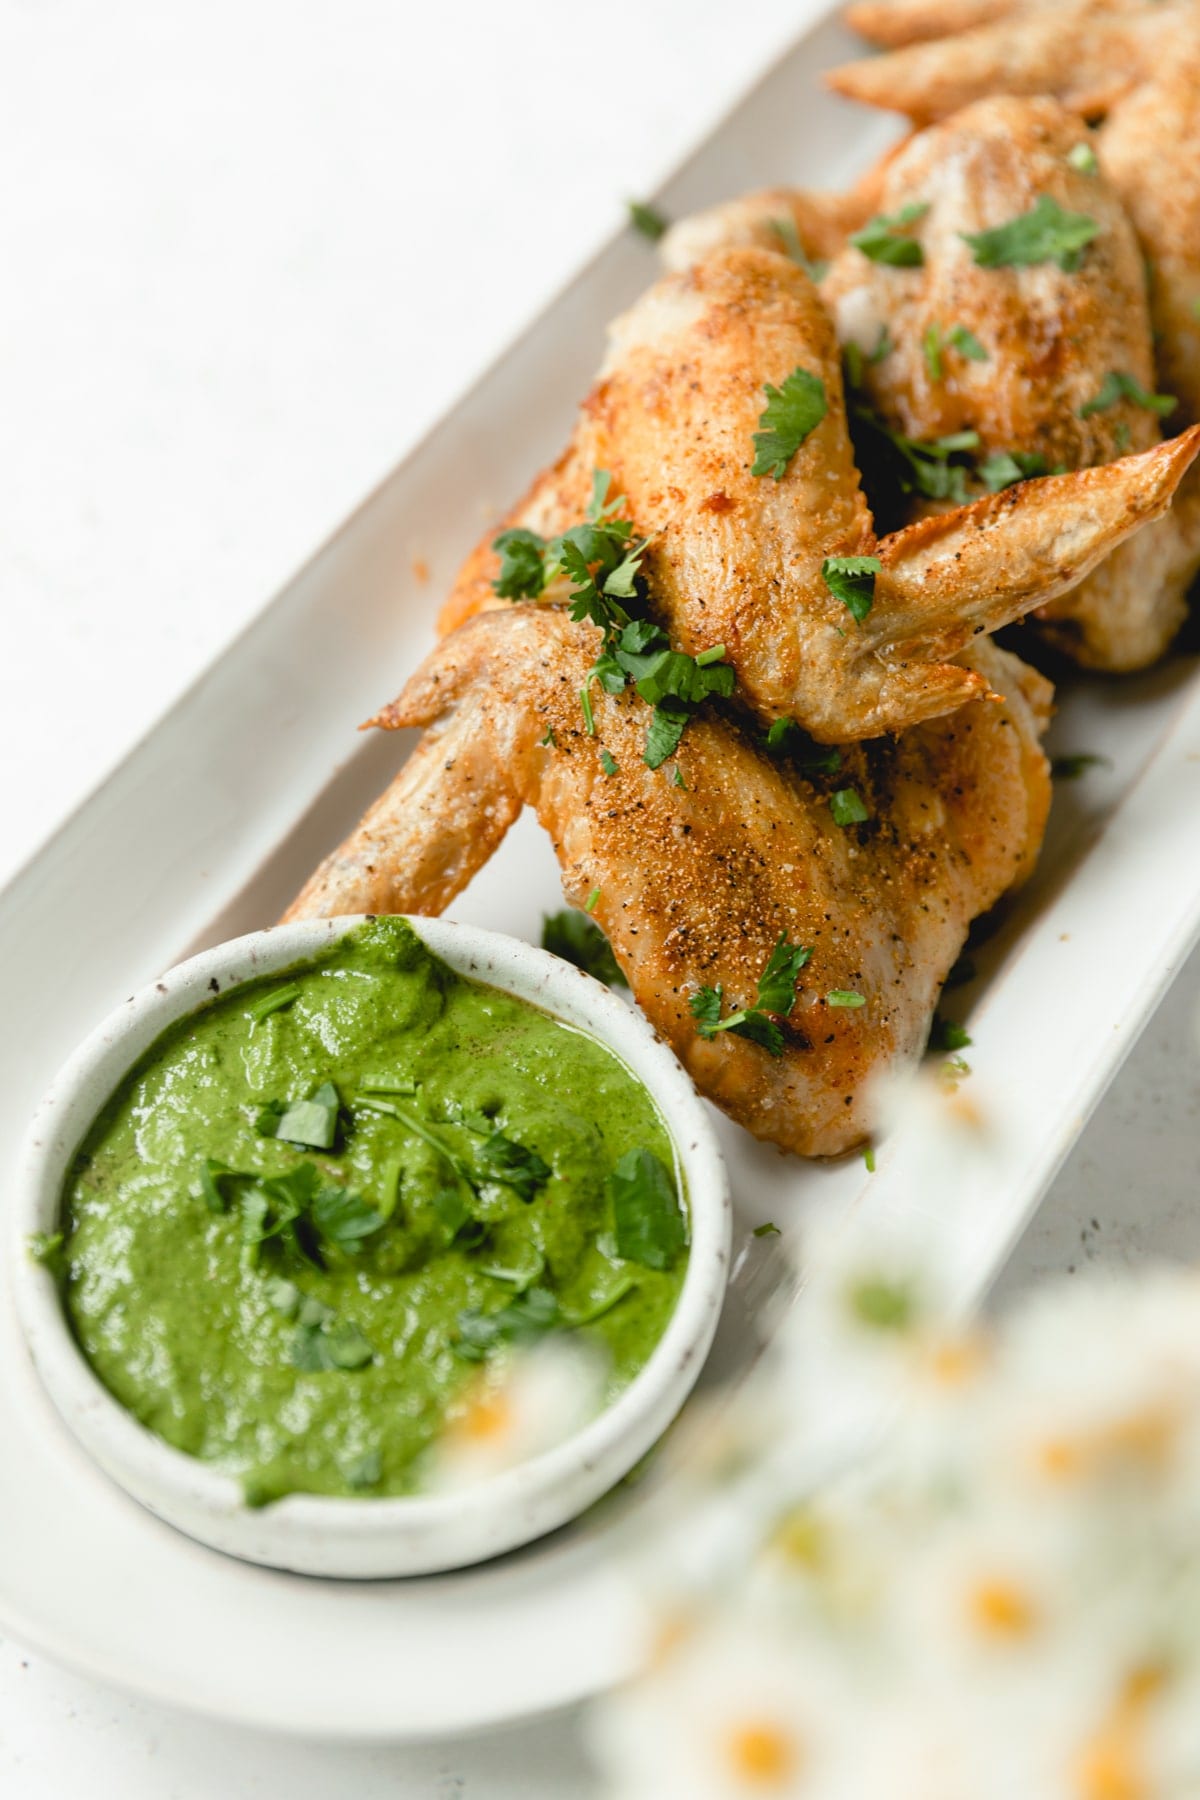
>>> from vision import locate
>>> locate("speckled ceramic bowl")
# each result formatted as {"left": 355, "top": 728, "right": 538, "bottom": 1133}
{"left": 11, "top": 916, "right": 730, "bottom": 1579}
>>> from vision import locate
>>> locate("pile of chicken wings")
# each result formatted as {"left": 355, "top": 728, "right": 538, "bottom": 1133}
{"left": 289, "top": 0, "right": 1200, "bottom": 1159}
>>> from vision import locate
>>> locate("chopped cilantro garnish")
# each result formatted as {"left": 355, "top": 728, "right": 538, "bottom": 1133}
{"left": 1051, "top": 751, "right": 1112, "bottom": 779}
{"left": 929, "top": 1016, "right": 972, "bottom": 1052}
{"left": 690, "top": 934, "right": 814, "bottom": 1057}
{"left": 272, "top": 1081, "right": 341, "bottom": 1151}
{"left": 770, "top": 215, "right": 828, "bottom": 282}
{"left": 600, "top": 747, "right": 619, "bottom": 776}
{"left": 292, "top": 1302, "right": 374, "bottom": 1373}
{"left": 751, "top": 368, "right": 828, "bottom": 479}
{"left": 1068, "top": 141, "right": 1098, "bottom": 175}
{"left": 541, "top": 909, "right": 626, "bottom": 988}
{"left": 628, "top": 199, "right": 668, "bottom": 242}
{"left": 764, "top": 718, "right": 842, "bottom": 774}
{"left": 644, "top": 699, "right": 689, "bottom": 770}
{"left": 862, "top": 1144, "right": 876, "bottom": 1174}
{"left": 850, "top": 397, "right": 981, "bottom": 504}
{"left": 1079, "top": 370, "right": 1176, "bottom": 419}
{"left": 753, "top": 1221, "right": 781, "bottom": 1238}
{"left": 821, "top": 555, "right": 881, "bottom": 624}
{"left": 585, "top": 886, "right": 601, "bottom": 913}
{"left": 830, "top": 787, "right": 870, "bottom": 827}
{"left": 977, "top": 450, "right": 1053, "bottom": 492}
{"left": 310, "top": 1187, "right": 386, "bottom": 1254}
{"left": 245, "top": 982, "right": 302, "bottom": 1024}
{"left": 925, "top": 321, "right": 988, "bottom": 379}
{"left": 672, "top": 764, "right": 686, "bottom": 789}
{"left": 476, "top": 1130, "right": 551, "bottom": 1203}
{"left": 539, "top": 724, "right": 556, "bottom": 748}
{"left": 849, "top": 201, "right": 929, "bottom": 267}
{"left": 455, "top": 1286, "right": 561, "bottom": 1361}
{"left": 492, "top": 527, "right": 550, "bottom": 600}
{"left": 609, "top": 1148, "right": 687, "bottom": 1270}
{"left": 826, "top": 990, "right": 865, "bottom": 1008}
{"left": 962, "top": 194, "right": 1100, "bottom": 272}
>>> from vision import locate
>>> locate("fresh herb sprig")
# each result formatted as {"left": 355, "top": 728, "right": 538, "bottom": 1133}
{"left": 751, "top": 368, "right": 828, "bottom": 479}
{"left": 1079, "top": 369, "right": 1176, "bottom": 420}
{"left": 541, "top": 910, "right": 627, "bottom": 988}
{"left": 690, "top": 935, "right": 814, "bottom": 1057}
{"left": 849, "top": 202, "right": 929, "bottom": 268}
{"left": 962, "top": 195, "right": 1100, "bottom": 273}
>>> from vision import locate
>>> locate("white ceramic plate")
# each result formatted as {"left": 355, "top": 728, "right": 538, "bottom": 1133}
{"left": 4, "top": 0, "right": 1200, "bottom": 1742}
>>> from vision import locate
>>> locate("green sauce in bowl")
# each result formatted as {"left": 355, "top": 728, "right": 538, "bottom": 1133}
{"left": 60, "top": 917, "right": 688, "bottom": 1503}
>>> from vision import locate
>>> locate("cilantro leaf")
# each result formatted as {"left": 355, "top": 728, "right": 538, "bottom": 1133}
{"left": 826, "top": 990, "right": 866, "bottom": 1009}
{"left": 751, "top": 368, "right": 828, "bottom": 479}
{"left": 1051, "top": 751, "right": 1112, "bottom": 780}
{"left": 609, "top": 1149, "right": 687, "bottom": 1271}
{"left": 274, "top": 1081, "right": 341, "bottom": 1151}
{"left": 977, "top": 450, "right": 1052, "bottom": 493}
{"left": 311, "top": 1186, "right": 386, "bottom": 1254}
{"left": 756, "top": 935, "right": 814, "bottom": 1014}
{"left": 689, "top": 936, "right": 813, "bottom": 1057}
{"left": 644, "top": 700, "right": 689, "bottom": 770}
{"left": 600, "top": 748, "right": 619, "bottom": 776}
{"left": 454, "top": 1287, "right": 561, "bottom": 1362}
{"left": 689, "top": 985, "right": 724, "bottom": 1036}
{"left": 947, "top": 324, "right": 988, "bottom": 362}
{"left": 1079, "top": 370, "right": 1176, "bottom": 419}
{"left": 541, "top": 910, "right": 627, "bottom": 988}
{"left": 849, "top": 202, "right": 929, "bottom": 267}
{"left": 770, "top": 215, "right": 828, "bottom": 282}
{"left": 929, "top": 1016, "right": 972, "bottom": 1051}
{"left": 830, "top": 788, "right": 870, "bottom": 827}
{"left": 628, "top": 199, "right": 668, "bottom": 242}
{"left": 245, "top": 982, "right": 302, "bottom": 1024}
{"left": 764, "top": 718, "right": 842, "bottom": 775}
{"left": 491, "top": 527, "right": 549, "bottom": 599}
{"left": 1068, "top": 141, "right": 1098, "bottom": 175}
{"left": 821, "top": 554, "right": 882, "bottom": 625}
{"left": 292, "top": 1307, "right": 375, "bottom": 1372}
{"left": 962, "top": 194, "right": 1100, "bottom": 272}
{"left": 477, "top": 1130, "right": 551, "bottom": 1203}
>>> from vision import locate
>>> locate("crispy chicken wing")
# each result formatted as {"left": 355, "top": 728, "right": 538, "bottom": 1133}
{"left": 285, "top": 607, "right": 1052, "bottom": 1158}
{"left": 828, "top": 2, "right": 1200, "bottom": 423}
{"left": 844, "top": 0, "right": 1151, "bottom": 52}
{"left": 822, "top": 97, "right": 1200, "bottom": 668}
{"left": 827, "top": 1, "right": 1185, "bottom": 125}
{"left": 437, "top": 247, "right": 1197, "bottom": 737}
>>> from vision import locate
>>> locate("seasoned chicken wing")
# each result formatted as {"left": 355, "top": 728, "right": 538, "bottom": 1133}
{"left": 285, "top": 607, "right": 1052, "bottom": 1158}
{"left": 828, "top": 2, "right": 1200, "bottom": 422}
{"left": 844, "top": 0, "right": 1152, "bottom": 52}
{"left": 827, "top": 1, "right": 1186, "bottom": 126}
{"left": 437, "top": 247, "right": 1198, "bottom": 738}
{"left": 822, "top": 96, "right": 1200, "bottom": 668}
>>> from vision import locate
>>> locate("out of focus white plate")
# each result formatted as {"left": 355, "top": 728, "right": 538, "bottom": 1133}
{"left": 4, "top": 0, "right": 1200, "bottom": 1744}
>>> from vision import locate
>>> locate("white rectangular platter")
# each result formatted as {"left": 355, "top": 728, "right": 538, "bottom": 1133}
{"left": 4, "top": 1, "right": 1200, "bottom": 1744}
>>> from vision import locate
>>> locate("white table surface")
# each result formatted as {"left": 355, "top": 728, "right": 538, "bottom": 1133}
{"left": 3, "top": 2, "right": 1197, "bottom": 1792}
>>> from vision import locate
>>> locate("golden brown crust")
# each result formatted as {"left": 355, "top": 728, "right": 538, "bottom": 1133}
{"left": 287, "top": 608, "right": 1052, "bottom": 1158}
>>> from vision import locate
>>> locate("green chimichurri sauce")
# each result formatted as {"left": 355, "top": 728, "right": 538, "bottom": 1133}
{"left": 59, "top": 917, "right": 688, "bottom": 1501}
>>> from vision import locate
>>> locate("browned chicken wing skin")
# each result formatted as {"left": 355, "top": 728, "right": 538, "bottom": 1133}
{"left": 822, "top": 96, "right": 1200, "bottom": 669}
{"left": 438, "top": 248, "right": 1198, "bottom": 736}
{"left": 828, "top": 2, "right": 1200, "bottom": 425}
{"left": 844, "top": 0, "right": 1151, "bottom": 53}
{"left": 285, "top": 608, "right": 1052, "bottom": 1158}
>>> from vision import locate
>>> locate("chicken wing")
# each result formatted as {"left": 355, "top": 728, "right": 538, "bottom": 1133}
{"left": 822, "top": 96, "right": 1200, "bottom": 668}
{"left": 285, "top": 606, "right": 1052, "bottom": 1158}
{"left": 827, "top": 1, "right": 1185, "bottom": 126}
{"left": 438, "top": 247, "right": 1199, "bottom": 733}
{"left": 827, "top": 2, "right": 1200, "bottom": 423}
{"left": 844, "top": 0, "right": 1150, "bottom": 53}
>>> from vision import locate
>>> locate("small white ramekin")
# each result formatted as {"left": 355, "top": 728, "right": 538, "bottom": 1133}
{"left": 11, "top": 916, "right": 730, "bottom": 1579}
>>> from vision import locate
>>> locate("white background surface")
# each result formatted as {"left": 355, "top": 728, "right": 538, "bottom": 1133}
{"left": 2, "top": 1, "right": 1198, "bottom": 1794}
